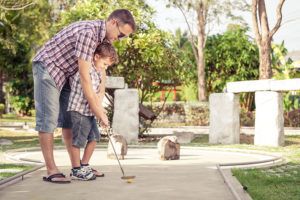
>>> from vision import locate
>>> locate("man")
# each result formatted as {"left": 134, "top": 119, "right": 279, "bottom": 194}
{"left": 32, "top": 9, "right": 136, "bottom": 183}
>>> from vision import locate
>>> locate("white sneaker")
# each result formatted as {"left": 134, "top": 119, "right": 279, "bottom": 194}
{"left": 70, "top": 167, "right": 96, "bottom": 181}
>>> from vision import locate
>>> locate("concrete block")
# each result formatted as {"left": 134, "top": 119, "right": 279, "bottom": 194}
{"left": 226, "top": 80, "right": 271, "bottom": 93}
{"left": 106, "top": 76, "right": 125, "bottom": 89}
{"left": 254, "top": 91, "right": 284, "bottom": 146}
{"left": 209, "top": 93, "right": 240, "bottom": 144}
{"left": 112, "top": 89, "right": 139, "bottom": 143}
{"left": 270, "top": 79, "right": 300, "bottom": 91}
{"left": 174, "top": 131, "right": 195, "bottom": 144}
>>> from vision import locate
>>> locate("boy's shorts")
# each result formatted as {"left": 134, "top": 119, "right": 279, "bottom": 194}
{"left": 32, "top": 61, "right": 72, "bottom": 133}
{"left": 70, "top": 111, "right": 101, "bottom": 148}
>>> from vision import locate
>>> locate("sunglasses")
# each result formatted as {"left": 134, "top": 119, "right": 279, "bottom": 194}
{"left": 116, "top": 22, "right": 126, "bottom": 39}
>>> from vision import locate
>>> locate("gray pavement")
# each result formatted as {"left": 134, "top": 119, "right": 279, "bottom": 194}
{"left": 0, "top": 147, "right": 276, "bottom": 200}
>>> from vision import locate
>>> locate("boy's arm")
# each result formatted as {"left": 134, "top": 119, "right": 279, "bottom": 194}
{"left": 78, "top": 59, "right": 108, "bottom": 126}
{"left": 97, "top": 68, "right": 107, "bottom": 102}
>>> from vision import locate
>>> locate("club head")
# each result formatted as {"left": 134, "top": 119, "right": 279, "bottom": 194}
{"left": 121, "top": 176, "right": 136, "bottom": 180}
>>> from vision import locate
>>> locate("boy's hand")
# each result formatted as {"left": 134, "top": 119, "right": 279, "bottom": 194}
{"left": 99, "top": 112, "right": 109, "bottom": 127}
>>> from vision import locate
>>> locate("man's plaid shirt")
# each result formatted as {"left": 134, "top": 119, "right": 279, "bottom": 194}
{"left": 33, "top": 20, "right": 106, "bottom": 91}
{"left": 67, "top": 65, "right": 102, "bottom": 116}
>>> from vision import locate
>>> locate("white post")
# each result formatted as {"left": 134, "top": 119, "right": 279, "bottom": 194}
{"left": 112, "top": 89, "right": 139, "bottom": 143}
{"left": 209, "top": 93, "right": 240, "bottom": 144}
{"left": 254, "top": 91, "right": 284, "bottom": 146}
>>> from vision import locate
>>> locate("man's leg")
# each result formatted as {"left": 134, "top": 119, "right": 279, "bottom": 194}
{"left": 33, "top": 62, "right": 70, "bottom": 182}
{"left": 58, "top": 83, "right": 75, "bottom": 165}
{"left": 39, "top": 132, "right": 59, "bottom": 175}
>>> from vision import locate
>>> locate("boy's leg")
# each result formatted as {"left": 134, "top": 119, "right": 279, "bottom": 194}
{"left": 81, "top": 119, "right": 104, "bottom": 177}
{"left": 81, "top": 141, "right": 96, "bottom": 164}
{"left": 70, "top": 144, "right": 81, "bottom": 168}
{"left": 33, "top": 62, "right": 69, "bottom": 182}
{"left": 69, "top": 112, "right": 96, "bottom": 180}
{"left": 82, "top": 118, "right": 100, "bottom": 164}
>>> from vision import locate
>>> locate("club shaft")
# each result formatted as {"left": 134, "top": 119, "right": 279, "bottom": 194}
{"left": 108, "top": 134, "right": 125, "bottom": 176}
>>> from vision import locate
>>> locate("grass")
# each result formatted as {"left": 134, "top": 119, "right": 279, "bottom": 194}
{"left": 186, "top": 134, "right": 300, "bottom": 199}
{"left": 0, "top": 164, "right": 33, "bottom": 180}
{"left": 0, "top": 113, "right": 35, "bottom": 123}
{"left": 223, "top": 135, "right": 300, "bottom": 200}
{"left": 232, "top": 164, "right": 300, "bottom": 200}
{"left": 0, "top": 129, "right": 63, "bottom": 151}
{"left": 0, "top": 129, "right": 68, "bottom": 180}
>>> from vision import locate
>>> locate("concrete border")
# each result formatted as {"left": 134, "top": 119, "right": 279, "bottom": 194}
{"left": 0, "top": 164, "right": 44, "bottom": 189}
{"left": 217, "top": 154, "right": 285, "bottom": 200}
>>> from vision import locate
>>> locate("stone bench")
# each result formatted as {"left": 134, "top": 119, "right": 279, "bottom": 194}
{"left": 209, "top": 79, "right": 300, "bottom": 147}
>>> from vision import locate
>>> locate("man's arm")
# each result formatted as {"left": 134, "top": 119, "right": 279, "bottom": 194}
{"left": 78, "top": 58, "right": 108, "bottom": 126}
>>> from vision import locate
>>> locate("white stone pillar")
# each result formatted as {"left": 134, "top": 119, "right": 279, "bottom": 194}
{"left": 112, "top": 89, "right": 139, "bottom": 143}
{"left": 209, "top": 93, "right": 240, "bottom": 144}
{"left": 254, "top": 91, "right": 284, "bottom": 146}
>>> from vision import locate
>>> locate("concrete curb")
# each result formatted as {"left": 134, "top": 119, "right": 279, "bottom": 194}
{"left": 0, "top": 163, "right": 44, "bottom": 189}
{"left": 217, "top": 154, "right": 285, "bottom": 200}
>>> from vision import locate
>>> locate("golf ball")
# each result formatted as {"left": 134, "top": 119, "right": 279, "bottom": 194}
{"left": 126, "top": 179, "right": 133, "bottom": 183}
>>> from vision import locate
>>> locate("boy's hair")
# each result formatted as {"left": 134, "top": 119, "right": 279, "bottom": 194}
{"left": 108, "top": 9, "right": 136, "bottom": 31}
{"left": 94, "top": 43, "right": 118, "bottom": 64}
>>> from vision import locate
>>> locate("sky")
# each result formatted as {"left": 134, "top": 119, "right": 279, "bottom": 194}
{"left": 145, "top": 0, "right": 300, "bottom": 52}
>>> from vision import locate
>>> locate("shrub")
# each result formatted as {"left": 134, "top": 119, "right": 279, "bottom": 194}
{"left": 0, "top": 103, "right": 5, "bottom": 117}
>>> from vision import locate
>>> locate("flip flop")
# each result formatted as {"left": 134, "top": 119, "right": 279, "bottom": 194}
{"left": 43, "top": 173, "right": 71, "bottom": 184}
{"left": 91, "top": 168, "right": 105, "bottom": 177}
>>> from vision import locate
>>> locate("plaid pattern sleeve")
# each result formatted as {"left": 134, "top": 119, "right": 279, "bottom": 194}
{"left": 74, "top": 31, "right": 97, "bottom": 62}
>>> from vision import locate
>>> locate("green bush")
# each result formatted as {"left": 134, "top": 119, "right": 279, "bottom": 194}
{"left": 10, "top": 96, "right": 32, "bottom": 116}
{"left": 0, "top": 103, "right": 5, "bottom": 116}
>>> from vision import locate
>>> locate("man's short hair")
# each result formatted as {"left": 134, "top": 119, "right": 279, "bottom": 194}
{"left": 108, "top": 9, "right": 136, "bottom": 31}
{"left": 94, "top": 42, "right": 119, "bottom": 64}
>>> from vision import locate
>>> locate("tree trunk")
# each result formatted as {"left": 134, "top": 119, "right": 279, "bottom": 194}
{"left": 197, "top": 37, "right": 206, "bottom": 101}
{"left": 0, "top": 69, "right": 4, "bottom": 104}
{"left": 259, "top": 39, "right": 272, "bottom": 79}
{"left": 197, "top": 2, "right": 207, "bottom": 101}
{"left": 258, "top": 0, "right": 272, "bottom": 79}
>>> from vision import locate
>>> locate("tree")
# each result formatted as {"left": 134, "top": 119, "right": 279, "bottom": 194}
{"left": 205, "top": 26, "right": 259, "bottom": 110}
{"left": 205, "top": 26, "right": 259, "bottom": 93}
{"left": 252, "top": 0, "right": 286, "bottom": 79}
{"left": 173, "top": 29, "right": 197, "bottom": 85}
{"left": 0, "top": 0, "right": 35, "bottom": 11}
{"left": 167, "top": 0, "right": 249, "bottom": 101}
{"left": 114, "top": 25, "right": 186, "bottom": 103}
{"left": 0, "top": 0, "right": 52, "bottom": 114}
{"left": 55, "top": 0, "right": 189, "bottom": 103}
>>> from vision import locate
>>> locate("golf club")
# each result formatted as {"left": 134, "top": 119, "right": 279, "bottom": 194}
{"left": 105, "top": 127, "right": 136, "bottom": 181}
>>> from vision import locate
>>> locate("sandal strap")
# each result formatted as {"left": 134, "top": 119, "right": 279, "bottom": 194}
{"left": 47, "top": 173, "right": 66, "bottom": 180}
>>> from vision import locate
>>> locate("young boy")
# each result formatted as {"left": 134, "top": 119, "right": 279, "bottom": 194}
{"left": 67, "top": 43, "right": 118, "bottom": 180}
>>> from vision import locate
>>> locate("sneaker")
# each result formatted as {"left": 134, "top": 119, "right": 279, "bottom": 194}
{"left": 81, "top": 164, "right": 93, "bottom": 173}
{"left": 81, "top": 164, "right": 105, "bottom": 177}
{"left": 70, "top": 167, "right": 96, "bottom": 181}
